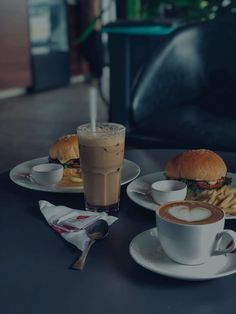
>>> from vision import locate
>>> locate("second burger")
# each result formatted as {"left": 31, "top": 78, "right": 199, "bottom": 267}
{"left": 165, "top": 149, "right": 231, "bottom": 197}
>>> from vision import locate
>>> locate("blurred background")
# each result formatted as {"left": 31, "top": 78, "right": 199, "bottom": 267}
{"left": 1, "top": 0, "right": 235, "bottom": 93}
{"left": 1, "top": 0, "right": 236, "bottom": 171}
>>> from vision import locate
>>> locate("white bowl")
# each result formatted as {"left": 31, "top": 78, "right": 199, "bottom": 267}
{"left": 31, "top": 163, "right": 63, "bottom": 186}
{"left": 151, "top": 180, "right": 187, "bottom": 205}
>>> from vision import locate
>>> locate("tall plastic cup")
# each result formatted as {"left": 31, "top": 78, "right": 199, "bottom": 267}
{"left": 77, "top": 123, "right": 125, "bottom": 212}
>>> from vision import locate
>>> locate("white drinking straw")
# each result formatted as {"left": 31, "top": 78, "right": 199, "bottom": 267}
{"left": 89, "top": 86, "right": 97, "bottom": 132}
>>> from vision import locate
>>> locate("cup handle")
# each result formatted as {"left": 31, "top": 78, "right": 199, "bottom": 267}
{"left": 214, "top": 230, "right": 236, "bottom": 255}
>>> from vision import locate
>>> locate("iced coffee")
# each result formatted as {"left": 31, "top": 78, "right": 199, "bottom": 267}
{"left": 77, "top": 123, "right": 125, "bottom": 212}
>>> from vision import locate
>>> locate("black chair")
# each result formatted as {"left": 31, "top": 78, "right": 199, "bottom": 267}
{"left": 123, "top": 20, "right": 236, "bottom": 151}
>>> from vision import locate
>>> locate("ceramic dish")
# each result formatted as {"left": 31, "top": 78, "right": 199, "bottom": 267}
{"left": 126, "top": 171, "right": 236, "bottom": 219}
{"left": 10, "top": 157, "right": 141, "bottom": 193}
{"left": 129, "top": 228, "right": 236, "bottom": 280}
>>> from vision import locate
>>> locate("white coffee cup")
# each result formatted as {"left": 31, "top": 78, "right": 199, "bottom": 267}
{"left": 156, "top": 200, "right": 236, "bottom": 265}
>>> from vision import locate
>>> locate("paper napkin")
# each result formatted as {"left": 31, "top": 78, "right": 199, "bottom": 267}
{"left": 39, "top": 200, "right": 118, "bottom": 251}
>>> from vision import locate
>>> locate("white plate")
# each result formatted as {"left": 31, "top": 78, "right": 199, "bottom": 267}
{"left": 129, "top": 228, "right": 236, "bottom": 281}
{"left": 9, "top": 157, "right": 141, "bottom": 193}
{"left": 126, "top": 171, "right": 236, "bottom": 219}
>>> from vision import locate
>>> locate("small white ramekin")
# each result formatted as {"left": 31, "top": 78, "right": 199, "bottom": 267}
{"left": 31, "top": 163, "right": 63, "bottom": 186}
{"left": 151, "top": 180, "right": 187, "bottom": 204}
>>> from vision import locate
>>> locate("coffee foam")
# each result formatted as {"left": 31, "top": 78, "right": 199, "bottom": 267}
{"left": 168, "top": 206, "right": 212, "bottom": 222}
{"left": 78, "top": 123, "right": 125, "bottom": 147}
{"left": 158, "top": 201, "right": 224, "bottom": 225}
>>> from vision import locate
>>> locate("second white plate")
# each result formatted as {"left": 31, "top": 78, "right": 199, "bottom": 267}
{"left": 126, "top": 171, "right": 236, "bottom": 219}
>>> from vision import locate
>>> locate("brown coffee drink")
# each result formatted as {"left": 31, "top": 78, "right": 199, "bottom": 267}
{"left": 77, "top": 123, "right": 125, "bottom": 212}
{"left": 158, "top": 201, "right": 224, "bottom": 225}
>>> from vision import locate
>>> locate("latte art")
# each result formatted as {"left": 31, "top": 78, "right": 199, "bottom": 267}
{"left": 158, "top": 201, "right": 224, "bottom": 225}
{"left": 168, "top": 206, "right": 212, "bottom": 222}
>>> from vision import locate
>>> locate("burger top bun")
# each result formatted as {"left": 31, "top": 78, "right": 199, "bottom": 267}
{"left": 165, "top": 149, "right": 227, "bottom": 181}
{"left": 49, "top": 134, "right": 79, "bottom": 162}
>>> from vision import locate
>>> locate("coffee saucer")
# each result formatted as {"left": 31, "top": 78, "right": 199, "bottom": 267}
{"left": 129, "top": 228, "right": 236, "bottom": 281}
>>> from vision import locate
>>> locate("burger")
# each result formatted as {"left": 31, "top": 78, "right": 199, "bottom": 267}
{"left": 48, "top": 134, "right": 82, "bottom": 184}
{"left": 165, "top": 149, "right": 231, "bottom": 195}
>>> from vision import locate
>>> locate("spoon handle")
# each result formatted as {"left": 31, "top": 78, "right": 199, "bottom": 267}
{"left": 129, "top": 189, "right": 150, "bottom": 196}
{"left": 72, "top": 239, "right": 95, "bottom": 270}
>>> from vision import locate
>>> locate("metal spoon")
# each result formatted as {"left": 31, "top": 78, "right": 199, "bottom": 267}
{"left": 71, "top": 219, "right": 109, "bottom": 270}
{"left": 129, "top": 189, "right": 150, "bottom": 196}
{"left": 16, "top": 172, "right": 32, "bottom": 180}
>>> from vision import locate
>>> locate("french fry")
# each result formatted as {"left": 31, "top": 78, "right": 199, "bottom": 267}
{"left": 207, "top": 190, "right": 214, "bottom": 196}
{"left": 195, "top": 185, "right": 236, "bottom": 216}
{"left": 216, "top": 186, "right": 227, "bottom": 195}
{"left": 227, "top": 198, "right": 236, "bottom": 207}
{"left": 218, "top": 185, "right": 227, "bottom": 196}
{"left": 215, "top": 194, "right": 225, "bottom": 201}
{"left": 70, "top": 177, "right": 83, "bottom": 183}
{"left": 194, "top": 185, "right": 236, "bottom": 216}
{"left": 219, "top": 193, "right": 235, "bottom": 208}
{"left": 208, "top": 190, "right": 217, "bottom": 204}
{"left": 213, "top": 198, "right": 221, "bottom": 206}
{"left": 223, "top": 207, "right": 236, "bottom": 215}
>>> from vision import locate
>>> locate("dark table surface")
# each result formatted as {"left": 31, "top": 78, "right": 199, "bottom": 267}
{"left": 2, "top": 149, "right": 236, "bottom": 314}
